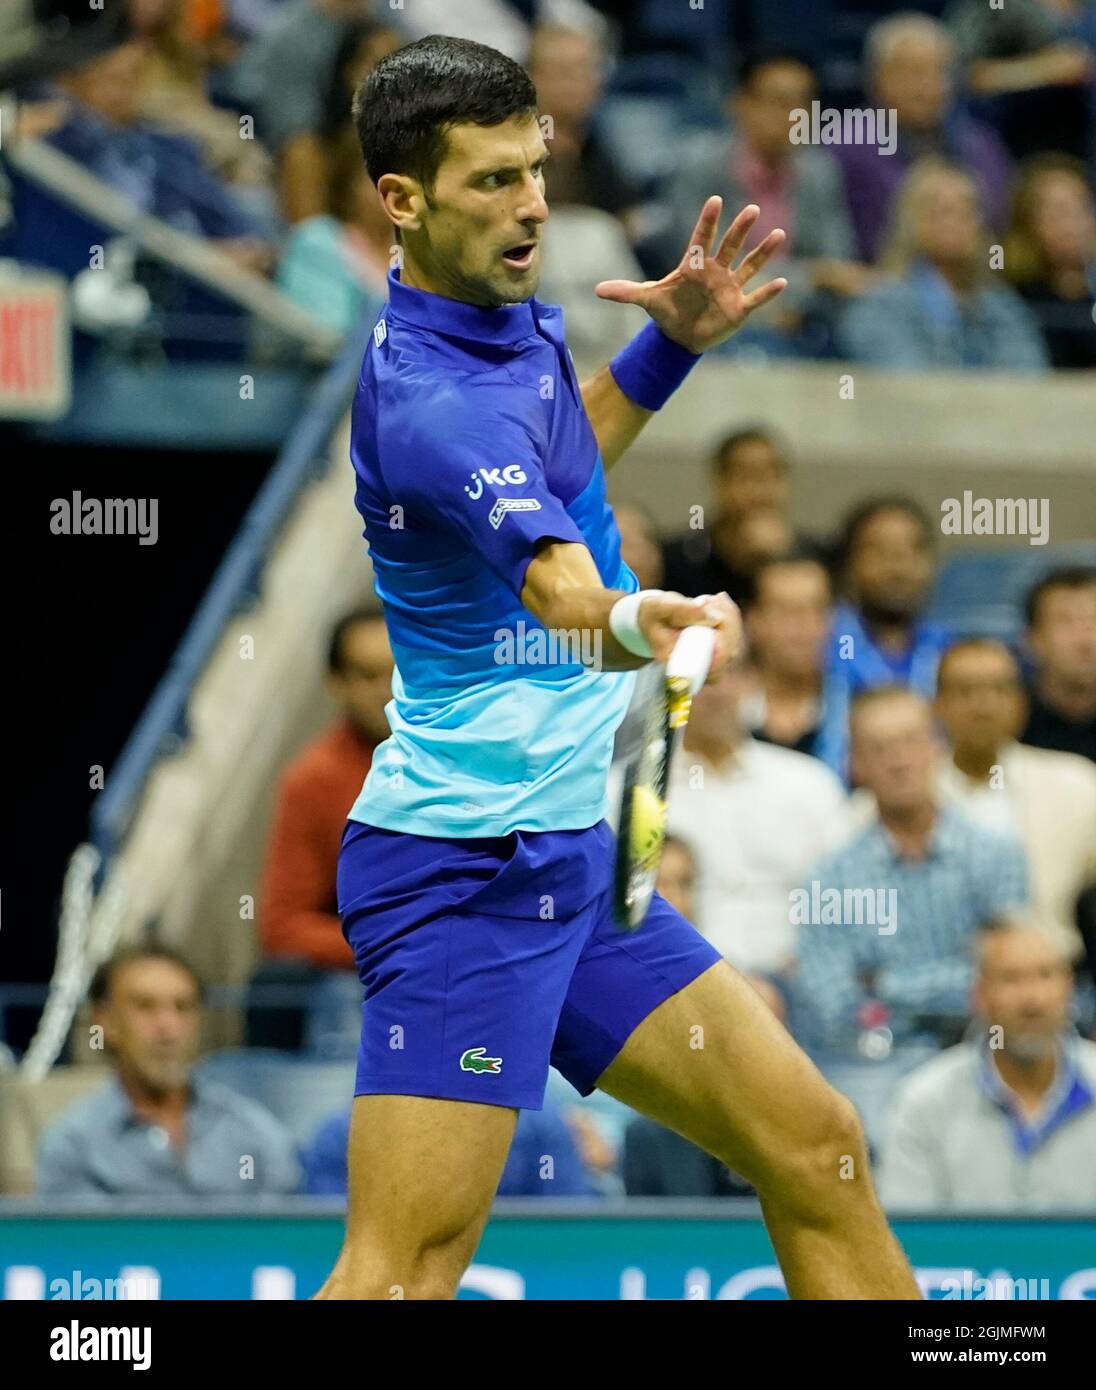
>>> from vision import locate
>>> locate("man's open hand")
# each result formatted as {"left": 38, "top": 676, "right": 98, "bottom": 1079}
{"left": 595, "top": 199, "right": 787, "bottom": 354}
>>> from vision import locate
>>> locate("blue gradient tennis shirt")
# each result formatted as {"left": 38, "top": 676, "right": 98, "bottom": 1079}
{"left": 347, "top": 269, "right": 638, "bottom": 837}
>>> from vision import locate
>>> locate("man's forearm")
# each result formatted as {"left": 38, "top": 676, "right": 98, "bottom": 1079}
{"left": 580, "top": 364, "right": 653, "bottom": 471}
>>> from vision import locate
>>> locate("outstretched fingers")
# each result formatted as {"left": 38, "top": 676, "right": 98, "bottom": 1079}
{"left": 713, "top": 202, "right": 760, "bottom": 267}
{"left": 730, "top": 227, "right": 787, "bottom": 287}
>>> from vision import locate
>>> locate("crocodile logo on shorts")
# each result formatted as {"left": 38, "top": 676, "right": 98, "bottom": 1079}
{"left": 460, "top": 1047, "right": 502, "bottom": 1074}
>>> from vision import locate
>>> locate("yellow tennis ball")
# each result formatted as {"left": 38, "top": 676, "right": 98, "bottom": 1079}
{"left": 630, "top": 785, "right": 666, "bottom": 867}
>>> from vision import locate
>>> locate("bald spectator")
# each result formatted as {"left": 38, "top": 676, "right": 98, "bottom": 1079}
{"left": 660, "top": 428, "right": 820, "bottom": 610}
{"left": 817, "top": 497, "right": 952, "bottom": 779}
{"left": 879, "top": 923, "right": 1096, "bottom": 1210}
{"left": 741, "top": 555, "right": 833, "bottom": 758}
{"left": 1022, "top": 567, "right": 1096, "bottom": 763}
{"left": 249, "top": 608, "right": 392, "bottom": 1046}
{"left": 37, "top": 947, "right": 300, "bottom": 1197}
{"left": 797, "top": 688, "right": 1030, "bottom": 1048}
{"left": 837, "top": 13, "right": 1012, "bottom": 261}
{"left": 935, "top": 638, "right": 1096, "bottom": 960}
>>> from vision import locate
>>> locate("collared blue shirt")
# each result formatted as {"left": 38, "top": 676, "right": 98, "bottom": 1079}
{"left": 815, "top": 601, "right": 953, "bottom": 779}
{"left": 35, "top": 1074, "right": 301, "bottom": 1197}
{"left": 347, "top": 269, "right": 637, "bottom": 836}
{"left": 977, "top": 1034, "right": 1095, "bottom": 1158}
{"left": 796, "top": 804, "right": 1030, "bottom": 1044}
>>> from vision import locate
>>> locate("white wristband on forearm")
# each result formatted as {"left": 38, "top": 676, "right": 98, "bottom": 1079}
{"left": 609, "top": 589, "right": 665, "bottom": 659}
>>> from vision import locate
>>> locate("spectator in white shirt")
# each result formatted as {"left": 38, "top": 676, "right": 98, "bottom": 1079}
{"left": 664, "top": 663, "right": 849, "bottom": 979}
{"left": 878, "top": 922, "right": 1096, "bottom": 1211}
{"left": 934, "top": 638, "right": 1096, "bottom": 961}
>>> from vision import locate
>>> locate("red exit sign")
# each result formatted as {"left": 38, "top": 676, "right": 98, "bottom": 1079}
{"left": 0, "top": 272, "right": 71, "bottom": 419}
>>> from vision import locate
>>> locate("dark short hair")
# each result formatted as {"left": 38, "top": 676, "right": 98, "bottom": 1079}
{"left": 327, "top": 606, "right": 386, "bottom": 675}
{"left": 1024, "top": 565, "right": 1096, "bottom": 627}
{"left": 353, "top": 34, "right": 538, "bottom": 195}
{"left": 935, "top": 637, "right": 1020, "bottom": 690}
{"left": 737, "top": 43, "right": 816, "bottom": 90}
{"left": 838, "top": 496, "right": 934, "bottom": 571}
{"left": 89, "top": 945, "right": 202, "bottom": 1007}
{"left": 711, "top": 427, "right": 787, "bottom": 479}
{"left": 746, "top": 551, "right": 831, "bottom": 608}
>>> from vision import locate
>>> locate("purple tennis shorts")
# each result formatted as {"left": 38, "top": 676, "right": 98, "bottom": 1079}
{"left": 337, "top": 817, "right": 721, "bottom": 1110}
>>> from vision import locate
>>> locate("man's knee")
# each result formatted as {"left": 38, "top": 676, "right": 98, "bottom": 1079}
{"left": 753, "top": 1085, "right": 870, "bottom": 1214}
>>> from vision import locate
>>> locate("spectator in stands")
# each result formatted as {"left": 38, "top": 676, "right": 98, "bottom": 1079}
{"left": 658, "top": 45, "right": 868, "bottom": 346}
{"left": 1004, "top": 154, "right": 1096, "bottom": 370}
{"left": 837, "top": 13, "right": 1013, "bottom": 262}
{"left": 302, "top": 1098, "right": 600, "bottom": 1196}
{"left": 946, "top": 0, "right": 1095, "bottom": 163}
{"left": 250, "top": 608, "right": 392, "bottom": 1046}
{"left": 36, "top": 946, "right": 301, "bottom": 1196}
{"left": 237, "top": 0, "right": 376, "bottom": 157}
{"left": 840, "top": 159, "right": 1050, "bottom": 373}
{"left": 276, "top": 18, "right": 401, "bottom": 225}
{"left": 276, "top": 116, "right": 393, "bottom": 334}
{"left": 666, "top": 663, "right": 848, "bottom": 984}
{"left": 134, "top": 0, "right": 276, "bottom": 197}
{"left": 528, "top": 23, "right": 643, "bottom": 231}
{"left": 660, "top": 427, "right": 818, "bottom": 609}
{"left": 613, "top": 502, "right": 664, "bottom": 591}
{"left": 46, "top": 39, "right": 274, "bottom": 270}
{"left": 1021, "top": 567, "right": 1096, "bottom": 761}
{"left": 878, "top": 921, "right": 1096, "bottom": 1209}
{"left": 816, "top": 497, "right": 951, "bottom": 779}
{"left": 797, "top": 687, "right": 1030, "bottom": 1049}
{"left": 935, "top": 638, "right": 1096, "bottom": 959}
{"left": 740, "top": 555, "right": 833, "bottom": 758}
{"left": 621, "top": 836, "right": 756, "bottom": 1198}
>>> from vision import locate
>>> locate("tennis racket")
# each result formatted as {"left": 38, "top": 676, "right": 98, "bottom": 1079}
{"left": 612, "top": 623, "right": 717, "bottom": 930}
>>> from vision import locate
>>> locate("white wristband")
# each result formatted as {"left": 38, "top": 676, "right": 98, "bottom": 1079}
{"left": 609, "top": 589, "right": 665, "bottom": 659}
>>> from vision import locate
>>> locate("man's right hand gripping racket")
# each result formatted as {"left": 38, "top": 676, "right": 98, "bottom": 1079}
{"left": 612, "top": 624, "right": 716, "bottom": 930}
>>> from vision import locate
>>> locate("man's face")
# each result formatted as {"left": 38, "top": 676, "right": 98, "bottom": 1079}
{"left": 935, "top": 644, "right": 1025, "bottom": 759}
{"left": 747, "top": 561, "right": 831, "bottom": 680}
{"left": 851, "top": 694, "right": 938, "bottom": 812}
{"left": 328, "top": 619, "right": 395, "bottom": 742}
{"left": 1028, "top": 584, "right": 1096, "bottom": 686}
{"left": 656, "top": 841, "right": 697, "bottom": 922}
{"left": 874, "top": 35, "right": 952, "bottom": 131}
{"left": 714, "top": 438, "right": 789, "bottom": 521}
{"left": 686, "top": 665, "right": 745, "bottom": 746}
{"left": 733, "top": 60, "right": 815, "bottom": 163}
{"left": 975, "top": 930, "right": 1071, "bottom": 1061}
{"left": 1032, "top": 171, "right": 1096, "bottom": 268}
{"left": 389, "top": 115, "right": 550, "bottom": 307}
{"left": 97, "top": 960, "right": 199, "bottom": 1092}
{"left": 848, "top": 507, "right": 933, "bottom": 623}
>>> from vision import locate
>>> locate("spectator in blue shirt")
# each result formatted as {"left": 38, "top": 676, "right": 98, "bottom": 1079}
{"left": 840, "top": 158, "right": 1050, "bottom": 373}
{"left": 796, "top": 687, "right": 1030, "bottom": 1049}
{"left": 37, "top": 946, "right": 301, "bottom": 1197}
{"left": 816, "top": 496, "right": 952, "bottom": 780}
{"left": 302, "top": 1100, "right": 600, "bottom": 1197}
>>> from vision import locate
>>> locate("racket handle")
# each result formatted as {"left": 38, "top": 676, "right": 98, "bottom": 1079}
{"left": 666, "top": 624, "right": 716, "bottom": 695}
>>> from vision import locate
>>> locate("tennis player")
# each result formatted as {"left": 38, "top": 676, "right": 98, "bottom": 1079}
{"left": 316, "top": 35, "right": 918, "bottom": 1301}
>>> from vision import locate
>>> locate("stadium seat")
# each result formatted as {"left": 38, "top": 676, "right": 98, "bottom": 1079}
{"left": 193, "top": 1049, "right": 354, "bottom": 1150}
{"left": 927, "top": 544, "right": 1096, "bottom": 645}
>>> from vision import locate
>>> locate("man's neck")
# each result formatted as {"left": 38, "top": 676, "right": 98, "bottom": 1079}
{"left": 119, "top": 1071, "right": 188, "bottom": 1121}
{"left": 684, "top": 730, "right": 743, "bottom": 771}
{"left": 992, "top": 1047, "right": 1059, "bottom": 1114}
{"left": 951, "top": 742, "right": 1002, "bottom": 783}
{"left": 1038, "top": 669, "right": 1096, "bottom": 724}
{"left": 861, "top": 612, "right": 914, "bottom": 656}
{"left": 879, "top": 800, "right": 936, "bottom": 856}
{"left": 932, "top": 257, "right": 977, "bottom": 297}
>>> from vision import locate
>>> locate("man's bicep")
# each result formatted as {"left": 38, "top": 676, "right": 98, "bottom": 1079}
{"left": 520, "top": 540, "right": 605, "bottom": 625}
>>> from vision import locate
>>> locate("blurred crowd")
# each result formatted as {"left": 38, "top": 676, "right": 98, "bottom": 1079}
{"left": 26, "top": 463, "right": 1096, "bottom": 1211}
{"left": 2, "top": 0, "right": 1095, "bottom": 366}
